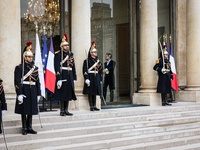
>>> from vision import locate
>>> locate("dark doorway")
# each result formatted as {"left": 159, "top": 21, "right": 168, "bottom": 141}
{"left": 117, "top": 23, "right": 130, "bottom": 99}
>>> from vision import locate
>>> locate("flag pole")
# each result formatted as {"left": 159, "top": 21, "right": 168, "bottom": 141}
{"left": 36, "top": 23, "right": 43, "bottom": 127}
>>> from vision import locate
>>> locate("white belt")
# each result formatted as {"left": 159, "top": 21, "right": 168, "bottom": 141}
{"left": 88, "top": 70, "right": 98, "bottom": 74}
{"left": 62, "top": 67, "right": 72, "bottom": 71}
{"left": 23, "top": 81, "right": 36, "bottom": 85}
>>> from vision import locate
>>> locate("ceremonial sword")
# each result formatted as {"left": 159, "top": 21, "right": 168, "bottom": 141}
{"left": 1, "top": 118, "right": 8, "bottom": 150}
{"left": 159, "top": 41, "right": 167, "bottom": 74}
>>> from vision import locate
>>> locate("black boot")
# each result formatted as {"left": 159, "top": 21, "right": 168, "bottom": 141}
{"left": 27, "top": 115, "right": 37, "bottom": 134}
{"left": 165, "top": 94, "right": 172, "bottom": 106}
{"left": 92, "top": 95, "right": 100, "bottom": 111}
{"left": 64, "top": 101, "right": 73, "bottom": 116}
{"left": 21, "top": 115, "right": 27, "bottom": 135}
{"left": 60, "top": 101, "right": 66, "bottom": 116}
{"left": 161, "top": 94, "right": 166, "bottom": 106}
{"left": 110, "top": 90, "right": 114, "bottom": 102}
{"left": 88, "top": 95, "right": 94, "bottom": 111}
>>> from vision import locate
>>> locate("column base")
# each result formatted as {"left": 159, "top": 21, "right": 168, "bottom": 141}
{"left": 4, "top": 91, "right": 16, "bottom": 116}
{"left": 175, "top": 89, "right": 200, "bottom": 102}
{"left": 69, "top": 90, "right": 101, "bottom": 110}
{"left": 132, "top": 92, "right": 161, "bottom": 106}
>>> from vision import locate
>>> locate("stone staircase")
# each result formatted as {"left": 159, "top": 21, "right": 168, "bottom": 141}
{"left": 1, "top": 102, "right": 200, "bottom": 150}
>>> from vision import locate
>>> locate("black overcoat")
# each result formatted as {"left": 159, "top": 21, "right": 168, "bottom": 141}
{"left": 54, "top": 50, "right": 77, "bottom": 101}
{"left": 153, "top": 58, "right": 173, "bottom": 94}
{"left": 104, "top": 60, "right": 116, "bottom": 90}
{"left": 0, "top": 79, "right": 7, "bottom": 133}
{"left": 83, "top": 56, "right": 103, "bottom": 95}
{"left": 14, "top": 62, "right": 41, "bottom": 115}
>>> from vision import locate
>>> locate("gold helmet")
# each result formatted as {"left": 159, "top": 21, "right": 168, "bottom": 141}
{"left": 162, "top": 45, "right": 168, "bottom": 55}
{"left": 90, "top": 41, "right": 97, "bottom": 53}
{"left": 163, "top": 50, "right": 169, "bottom": 55}
{"left": 23, "top": 41, "right": 33, "bottom": 58}
{"left": 60, "top": 34, "right": 69, "bottom": 47}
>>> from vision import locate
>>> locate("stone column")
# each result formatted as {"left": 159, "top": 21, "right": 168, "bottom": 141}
{"left": 183, "top": 0, "right": 200, "bottom": 102}
{"left": 133, "top": 0, "right": 160, "bottom": 106}
{"left": 70, "top": 0, "right": 100, "bottom": 110}
{"left": 175, "top": 0, "right": 187, "bottom": 101}
{"left": 0, "top": 0, "right": 21, "bottom": 115}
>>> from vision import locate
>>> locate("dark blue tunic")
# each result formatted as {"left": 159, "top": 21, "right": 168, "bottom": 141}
{"left": 83, "top": 57, "right": 103, "bottom": 95}
{"left": 153, "top": 58, "right": 173, "bottom": 94}
{"left": 14, "top": 62, "right": 41, "bottom": 115}
{"left": 54, "top": 50, "right": 77, "bottom": 101}
{"left": 0, "top": 79, "right": 7, "bottom": 133}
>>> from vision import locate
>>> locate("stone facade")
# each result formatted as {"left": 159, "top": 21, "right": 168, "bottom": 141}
{"left": 0, "top": 0, "right": 199, "bottom": 116}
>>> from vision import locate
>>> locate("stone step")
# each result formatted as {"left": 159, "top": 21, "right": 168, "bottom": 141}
{"left": 32, "top": 130, "right": 200, "bottom": 150}
{"left": 100, "top": 135, "right": 200, "bottom": 150}
{"left": 3, "top": 108, "right": 200, "bottom": 128}
{"left": 1, "top": 103, "right": 199, "bottom": 150}
{"left": 1, "top": 120, "right": 199, "bottom": 144}
{"left": 4, "top": 113, "right": 200, "bottom": 134}
{"left": 3, "top": 109, "right": 195, "bottom": 127}
{"left": 161, "top": 143, "right": 200, "bottom": 150}
{"left": 3, "top": 104, "right": 200, "bottom": 127}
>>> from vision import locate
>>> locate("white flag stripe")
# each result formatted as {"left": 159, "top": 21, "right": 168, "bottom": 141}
{"left": 170, "top": 55, "right": 176, "bottom": 74}
{"left": 35, "top": 34, "right": 46, "bottom": 98}
{"left": 46, "top": 51, "right": 55, "bottom": 74}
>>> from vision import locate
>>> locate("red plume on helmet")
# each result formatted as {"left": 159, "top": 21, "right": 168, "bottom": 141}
{"left": 63, "top": 34, "right": 68, "bottom": 42}
{"left": 91, "top": 41, "right": 96, "bottom": 48}
{"left": 26, "top": 41, "right": 33, "bottom": 51}
{"left": 163, "top": 45, "right": 167, "bottom": 49}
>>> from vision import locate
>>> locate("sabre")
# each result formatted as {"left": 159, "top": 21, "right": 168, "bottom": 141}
{"left": 85, "top": 49, "right": 90, "bottom": 87}
{"left": 101, "top": 91, "right": 106, "bottom": 105}
{"left": 159, "top": 41, "right": 166, "bottom": 74}
{"left": 74, "top": 101, "right": 77, "bottom": 110}
{"left": 37, "top": 104, "right": 43, "bottom": 128}
{"left": 1, "top": 118, "right": 8, "bottom": 150}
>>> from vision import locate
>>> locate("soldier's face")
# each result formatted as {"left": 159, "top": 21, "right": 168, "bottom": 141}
{"left": 26, "top": 56, "right": 33, "bottom": 63}
{"left": 91, "top": 52, "right": 97, "bottom": 57}
{"left": 164, "top": 54, "right": 168, "bottom": 59}
{"left": 63, "top": 45, "right": 69, "bottom": 51}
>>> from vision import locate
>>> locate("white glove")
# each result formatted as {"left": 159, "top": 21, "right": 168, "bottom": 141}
{"left": 37, "top": 96, "right": 41, "bottom": 102}
{"left": 85, "top": 79, "right": 90, "bottom": 85}
{"left": 57, "top": 80, "right": 62, "bottom": 88}
{"left": 161, "top": 68, "right": 166, "bottom": 73}
{"left": 74, "top": 80, "right": 76, "bottom": 83}
{"left": 18, "top": 95, "right": 23, "bottom": 104}
{"left": 100, "top": 82, "right": 102, "bottom": 84}
{"left": 2, "top": 110, "right": 6, "bottom": 117}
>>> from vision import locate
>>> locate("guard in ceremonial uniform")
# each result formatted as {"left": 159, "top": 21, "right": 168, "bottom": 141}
{"left": 103, "top": 53, "right": 116, "bottom": 102}
{"left": 14, "top": 42, "right": 41, "bottom": 135}
{"left": 153, "top": 46, "right": 173, "bottom": 106}
{"left": 0, "top": 78, "right": 7, "bottom": 133}
{"left": 54, "top": 34, "right": 77, "bottom": 116}
{"left": 83, "top": 41, "right": 103, "bottom": 111}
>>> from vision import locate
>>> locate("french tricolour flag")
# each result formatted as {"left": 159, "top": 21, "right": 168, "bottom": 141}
{"left": 45, "top": 35, "right": 56, "bottom": 95}
{"left": 170, "top": 43, "right": 178, "bottom": 91}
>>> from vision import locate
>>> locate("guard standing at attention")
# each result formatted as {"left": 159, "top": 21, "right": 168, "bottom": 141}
{"left": 83, "top": 41, "right": 103, "bottom": 111}
{"left": 103, "top": 53, "right": 116, "bottom": 102}
{"left": 0, "top": 78, "right": 7, "bottom": 133}
{"left": 153, "top": 45, "right": 173, "bottom": 106}
{"left": 54, "top": 34, "right": 77, "bottom": 116}
{"left": 14, "top": 42, "right": 41, "bottom": 135}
